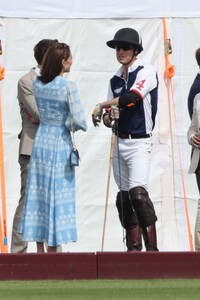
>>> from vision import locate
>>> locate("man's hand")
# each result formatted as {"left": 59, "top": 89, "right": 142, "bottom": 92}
{"left": 92, "top": 104, "right": 103, "bottom": 127}
{"left": 110, "top": 106, "right": 120, "bottom": 120}
{"left": 191, "top": 133, "right": 200, "bottom": 148}
{"left": 27, "top": 114, "right": 39, "bottom": 124}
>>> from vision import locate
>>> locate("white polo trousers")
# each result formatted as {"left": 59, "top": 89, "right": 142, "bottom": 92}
{"left": 112, "top": 136, "right": 152, "bottom": 192}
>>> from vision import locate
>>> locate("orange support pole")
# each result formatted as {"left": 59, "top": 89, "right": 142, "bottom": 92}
{"left": 0, "top": 64, "right": 8, "bottom": 253}
{"left": 0, "top": 215, "right": 3, "bottom": 252}
{"left": 162, "top": 18, "right": 194, "bottom": 251}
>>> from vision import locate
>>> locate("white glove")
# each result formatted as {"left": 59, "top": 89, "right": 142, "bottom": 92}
{"left": 92, "top": 104, "right": 103, "bottom": 127}
{"left": 110, "top": 106, "right": 120, "bottom": 120}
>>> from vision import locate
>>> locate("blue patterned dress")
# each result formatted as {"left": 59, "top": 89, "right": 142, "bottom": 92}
{"left": 19, "top": 76, "right": 87, "bottom": 246}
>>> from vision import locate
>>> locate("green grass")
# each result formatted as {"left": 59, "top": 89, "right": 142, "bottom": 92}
{"left": 0, "top": 279, "right": 200, "bottom": 299}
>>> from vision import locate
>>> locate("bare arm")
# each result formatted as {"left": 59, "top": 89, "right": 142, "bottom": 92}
{"left": 98, "top": 97, "right": 120, "bottom": 108}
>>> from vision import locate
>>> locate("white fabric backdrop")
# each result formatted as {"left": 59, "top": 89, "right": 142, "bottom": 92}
{"left": 0, "top": 0, "right": 200, "bottom": 18}
{"left": 0, "top": 11, "right": 200, "bottom": 252}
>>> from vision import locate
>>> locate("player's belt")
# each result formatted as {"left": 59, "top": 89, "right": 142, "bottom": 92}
{"left": 116, "top": 132, "right": 152, "bottom": 139}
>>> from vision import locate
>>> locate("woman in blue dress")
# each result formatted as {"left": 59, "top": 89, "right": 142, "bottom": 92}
{"left": 19, "top": 42, "right": 87, "bottom": 252}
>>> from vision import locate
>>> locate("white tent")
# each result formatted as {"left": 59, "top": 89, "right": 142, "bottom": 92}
{"left": 0, "top": 0, "right": 200, "bottom": 252}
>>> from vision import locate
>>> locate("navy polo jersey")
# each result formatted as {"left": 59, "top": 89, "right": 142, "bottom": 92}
{"left": 108, "top": 58, "right": 158, "bottom": 135}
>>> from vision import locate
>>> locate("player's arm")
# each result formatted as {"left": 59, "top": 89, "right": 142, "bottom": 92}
{"left": 92, "top": 91, "right": 142, "bottom": 126}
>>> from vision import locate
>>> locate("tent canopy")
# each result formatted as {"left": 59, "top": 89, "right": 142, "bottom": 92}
{"left": 1, "top": 0, "right": 200, "bottom": 18}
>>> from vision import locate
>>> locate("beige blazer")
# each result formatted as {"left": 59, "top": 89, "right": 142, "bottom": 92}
{"left": 187, "top": 92, "right": 200, "bottom": 174}
{"left": 18, "top": 68, "right": 40, "bottom": 156}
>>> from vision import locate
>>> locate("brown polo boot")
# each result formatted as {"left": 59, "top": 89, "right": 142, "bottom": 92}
{"left": 126, "top": 225, "right": 142, "bottom": 251}
{"left": 142, "top": 224, "right": 159, "bottom": 251}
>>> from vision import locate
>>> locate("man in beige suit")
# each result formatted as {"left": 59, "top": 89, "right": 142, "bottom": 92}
{"left": 187, "top": 92, "right": 200, "bottom": 251}
{"left": 11, "top": 39, "right": 58, "bottom": 253}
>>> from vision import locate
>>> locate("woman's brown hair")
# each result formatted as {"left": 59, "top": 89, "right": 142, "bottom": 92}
{"left": 39, "top": 42, "right": 70, "bottom": 83}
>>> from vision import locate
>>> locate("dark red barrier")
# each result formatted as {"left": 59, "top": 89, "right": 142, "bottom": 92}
{"left": 1, "top": 251, "right": 200, "bottom": 280}
{"left": 0, "top": 253, "right": 97, "bottom": 280}
{"left": 97, "top": 251, "right": 200, "bottom": 279}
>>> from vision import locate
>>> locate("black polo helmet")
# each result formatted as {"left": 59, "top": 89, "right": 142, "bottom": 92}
{"left": 106, "top": 28, "right": 143, "bottom": 54}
